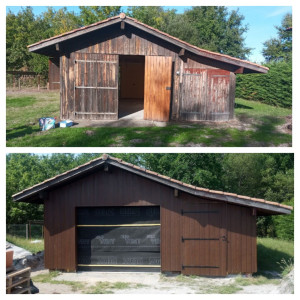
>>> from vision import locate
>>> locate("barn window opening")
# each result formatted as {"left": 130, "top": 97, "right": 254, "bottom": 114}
{"left": 118, "top": 55, "right": 145, "bottom": 119}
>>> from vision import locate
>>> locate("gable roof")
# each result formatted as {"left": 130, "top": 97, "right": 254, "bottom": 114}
{"left": 13, "top": 154, "right": 292, "bottom": 215}
{"left": 28, "top": 13, "right": 268, "bottom": 74}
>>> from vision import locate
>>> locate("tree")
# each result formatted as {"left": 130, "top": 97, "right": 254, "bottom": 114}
{"left": 262, "top": 13, "right": 292, "bottom": 62}
{"left": 79, "top": 6, "right": 121, "bottom": 25}
{"left": 6, "top": 153, "right": 293, "bottom": 241}
{"left": 126, "top": 6, "right": 170, "bottom": 30}
{"left": 182, "top": 7, "right": 251, "bottom": 59}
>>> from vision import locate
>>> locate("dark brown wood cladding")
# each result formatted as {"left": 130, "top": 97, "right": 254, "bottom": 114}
{"left": 44, "top": 166, "right": 257, "bottom": 275}
{"left": 48, "top": 57, "right": 60, "bottom": 90}
{"left": 59, "top": 25, "right": 235, "bottom": 121}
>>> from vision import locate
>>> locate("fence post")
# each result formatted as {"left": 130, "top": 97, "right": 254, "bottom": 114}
{"left": 26, "top": 224, "right": 28, "bottom": 240}
{"left": 18, "top": 77, "right": 21, "bottom": 90}
{"left": 38, "top": 75, "right": 40, "bottom": 91}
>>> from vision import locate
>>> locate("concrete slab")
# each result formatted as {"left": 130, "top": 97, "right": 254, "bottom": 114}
{"left": 55, "top": 271, "right": 161, "bottom": 285}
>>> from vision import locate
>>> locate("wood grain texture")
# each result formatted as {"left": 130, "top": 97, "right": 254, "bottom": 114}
{"left": 59, "top": 24, "right": 237, "bottom": 121}
{"left": 48, "top": 57, "right": 60, "bottom": 90}
{"left": 73, "top": 52, "right": 118, "bottom": 120}
{"left": 144, "top": 56, "right": 172, "bottom": 121}
{"left": 43, "top": 165, "right": 258, "bottom": 275}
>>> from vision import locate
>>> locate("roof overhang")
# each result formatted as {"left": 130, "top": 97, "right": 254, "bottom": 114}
{"left": 27, "top": 15, "right": 268, "bottom": 74}
{"left": 13, "top": 156, "right": 292, "bottom": 216}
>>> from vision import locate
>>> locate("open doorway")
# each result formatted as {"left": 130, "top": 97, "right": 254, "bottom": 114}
{"left": 119, "top": 55, "right": 145, "bottom": 119}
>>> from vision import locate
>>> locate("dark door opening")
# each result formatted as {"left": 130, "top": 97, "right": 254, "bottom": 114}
{"left": 76, "top": 206, "right": 161, "bottom": 271}
{"left": 118, "top": 55, "right": 145, "bottom": 119}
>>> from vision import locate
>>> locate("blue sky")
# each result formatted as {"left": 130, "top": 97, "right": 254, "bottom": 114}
{"left": 6, "top": 6, "right": 292, "bottom": 63}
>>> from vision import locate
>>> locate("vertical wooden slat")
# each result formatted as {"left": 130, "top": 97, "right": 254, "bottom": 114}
{"left": 144, "top": 56, "right": 172, "bottom": 121}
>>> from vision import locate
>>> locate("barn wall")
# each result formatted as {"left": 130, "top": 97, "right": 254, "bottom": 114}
{"left": 48, "top": 57, "right": 60, "bottom": 90}
{"left": 44, "top": 166, "right": 256, "bottom": 274}
{"left": 60, "top": 24, "right": 235, "bottom": 121}
{"left": 227, "top": 204, "right": 257, "bottom": 274}
{"left": 120, "top": 61, "right": 144, "bottom": 99}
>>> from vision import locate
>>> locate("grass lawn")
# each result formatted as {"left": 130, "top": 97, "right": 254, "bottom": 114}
{"left": 6, "top": 91, "right": 292, "bottom": 147}
{"left": 256, "top": 237, "right": 294, "bottom": 276}
{"left": 6, "top": 234, "right": 44, "bottom": 253}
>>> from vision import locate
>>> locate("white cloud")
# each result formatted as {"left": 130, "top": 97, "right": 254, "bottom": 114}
{"left": 267, "top": 7, "right": 292, "bottom": 18}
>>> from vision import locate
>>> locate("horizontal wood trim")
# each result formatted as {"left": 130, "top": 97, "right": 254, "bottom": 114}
{"left": 75, "top": 86, "right": 118, "bottom": 90}
{"left": 182, "top": 265, "right": 219, "bottom": 269}
{"left": 78, "top": 264, "right": 161, "bottom": 267}
{"left": 75, "top": 112, "right": 117, "bottom": 115}
{"left": 77, "top": 224, "right": 161, "bottom": 227}
{"left": 75, "top": 59, "right": 118, "bottom": 64}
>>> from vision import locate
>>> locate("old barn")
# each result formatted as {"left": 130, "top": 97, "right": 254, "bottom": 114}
{"left": 13, "top": 155, "right": 291, "bottom": 276}
{"left": 28, "top": 13, "right": 268, "bottom": 122}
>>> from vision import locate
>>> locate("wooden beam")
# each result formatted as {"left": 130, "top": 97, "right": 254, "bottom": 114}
{"left": 121, "top": 21, "right": 125, "bottom": 30}
{"left": 174, "top": 189, "right": 179, "bottom": 197}
{"left": 235, "top": 67, "right": 244, "bottom": 74}
{"left": 252, "top": 208, "right": 257, "bottom": 216}
{"left": 179, "top": 48, "right": 185, "bottom": 57}
{"left": 104, "top": 165, "right": 109, "bottom": 172}
{"left": 55, "top": 43, "right": 60, "bottom": 51}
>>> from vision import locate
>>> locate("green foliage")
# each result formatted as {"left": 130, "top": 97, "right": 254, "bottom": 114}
{"left": 256, "top": 238, "right": 294, "bottom": 275}
{"left": 79, "top": 6, "right": 121, "bottom": 25}
{"left": 263, "top": 13, "right": 292, "bottom": 63}
{"left": 127, "top": 6, "right": 251, "bottom": 59}
{"left": 6, "top": 153, "right": 293, "bottom": 240}
{"left": 236, "top": 61, "right": 292, "bottom": 108}
{"left": 6, "top": 5, "right": 252, "bottom": 75}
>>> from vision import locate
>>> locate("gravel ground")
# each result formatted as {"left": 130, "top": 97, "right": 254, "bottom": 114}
{"left": 8, "top": 241, "right": 294, "bottom": 294}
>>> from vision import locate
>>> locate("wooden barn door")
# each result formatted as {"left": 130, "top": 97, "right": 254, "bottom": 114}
{"left": 74, "top": 53, "right": 119, "bottom": 120}
{"left": 181, "top": 203, "right": 227, "bottom": 276}
{"left": 144, "top": 56, "right": 172, "bottom": 121}
{"left": 180, "top": 68, "right": 208, "bottom": 121}
{"left": 206, "top": 69, "right": 231, "bottom": 121}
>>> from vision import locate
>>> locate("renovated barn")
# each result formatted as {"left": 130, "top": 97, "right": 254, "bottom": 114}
{"left": 13, "top": 155, "right": 292, "bottom": 276}
{"left": 28, "top": 13, "right": 268, "bottom": 122}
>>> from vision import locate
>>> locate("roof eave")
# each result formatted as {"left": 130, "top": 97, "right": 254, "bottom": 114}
{"left": 13, "top": 160, "right": 106, "bottom": 203}
{"left": 13, "top": 157, "right": 290, "bottom": 216}
{"left": 27, "top": 16, "right": 267, "bottom": 74}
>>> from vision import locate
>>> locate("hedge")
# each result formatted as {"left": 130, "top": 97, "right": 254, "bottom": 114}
{"left": 236, "top": 61, "right": 292, "bottom": 108}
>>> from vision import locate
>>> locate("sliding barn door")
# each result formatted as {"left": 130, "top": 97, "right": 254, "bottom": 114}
{"left": 74, "top": 53, "right": 118, "bottom": 120}
{"left": 144, "top": 56, "right": 172, "bottom": 121}
{"left": 181, "top": 203, "right": 227, "bottom": 276}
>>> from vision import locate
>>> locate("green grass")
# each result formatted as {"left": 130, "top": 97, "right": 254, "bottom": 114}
{"left": 6, "top": 92, "right": 292, "bottom": 147}
{"left": 32, "top": 271, "right": 85, "bottom": 292}
{"left": 256, "top": 237, "right": 294, "bottom": 276}
{"left": 32, "top": 271, "right": 60, "bottom": 283}
{"left": 6, "top": 234, "right": 44, "bottom": 253}
{"left": 86, "top": 281, "right": 138, "bottom": 294}
{"left": 235, "top": 275, "right": 280, "bottom": 286}
{"left": 205, "top": 284, "right": 242, "bottom": 294}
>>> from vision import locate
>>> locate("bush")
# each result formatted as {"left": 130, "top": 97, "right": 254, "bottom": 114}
{"left": 236, "top": 61, "right": 292, "bottom": 108}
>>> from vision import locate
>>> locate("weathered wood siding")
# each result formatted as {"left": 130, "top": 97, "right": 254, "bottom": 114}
{"left": 59, "top": 24, "right": 235, "bottom": 121}
{"left": 48, "top": 57, "right": 60, "bottom": 90}
{"left": 44, "top": 165, "right": 257, "bottom": 275}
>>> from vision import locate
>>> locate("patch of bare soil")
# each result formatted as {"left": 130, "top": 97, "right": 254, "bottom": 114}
{"left": 276, "top": 115, "right": 292, "bottom": 134}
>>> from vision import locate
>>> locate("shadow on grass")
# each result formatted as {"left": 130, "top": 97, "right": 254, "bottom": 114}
{"left": 234, "top": 103, "right": 253, "bottom": 109}
{"left": 256, "top": 243, "right": 294, "bottom": 278}
{"left": 6, "top": 125, "right": 40, "bottom": 140}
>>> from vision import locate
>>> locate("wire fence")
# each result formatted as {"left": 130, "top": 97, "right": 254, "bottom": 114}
{"left": 6, "top": 224, "right": 44, "bottom": 240}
